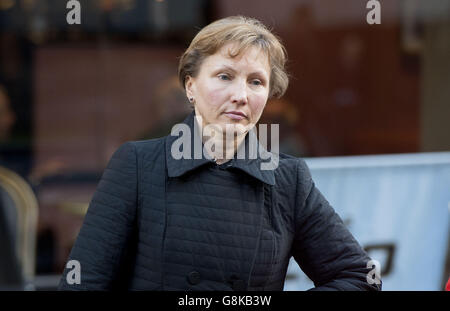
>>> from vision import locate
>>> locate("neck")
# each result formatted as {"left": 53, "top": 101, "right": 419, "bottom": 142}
{"left": 193, "top": 111, "right": 248, "bottom": 164}
{"left": 205, "top": 131, "right": 247, "bottom": 165}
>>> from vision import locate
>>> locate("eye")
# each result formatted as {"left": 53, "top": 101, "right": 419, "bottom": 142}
{"left": 250, "top": 79, "right": 263, "bottom": 86}
{"left": 218, "top": 74, "right": 231, "bottom": 81}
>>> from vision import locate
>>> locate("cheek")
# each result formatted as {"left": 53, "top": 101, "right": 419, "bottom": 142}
{"left": 249, "top": 95, "right": 268, "bottom": 118}
{"left": 206, "top": 91, "right": 223, "bottom": 108}
{"left": 201, "top": 86, "right": 227, "bottom": 109}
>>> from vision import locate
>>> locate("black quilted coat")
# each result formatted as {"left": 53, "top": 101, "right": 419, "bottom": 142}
{"left": 58, "top": 110, "right": 381, "bottom": 291}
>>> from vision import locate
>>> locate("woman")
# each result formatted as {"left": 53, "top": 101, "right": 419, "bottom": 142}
{"left": 59, "top": 16, "right": 381, "bottom": 291}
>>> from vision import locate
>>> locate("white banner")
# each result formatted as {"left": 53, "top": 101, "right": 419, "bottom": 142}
{"left": 284, "top": 152, "right": 450, "bottom": 291}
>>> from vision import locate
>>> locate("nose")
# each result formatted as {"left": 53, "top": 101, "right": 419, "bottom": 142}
{"left": 230, "top": 79, "right": 248, "bottom": 105}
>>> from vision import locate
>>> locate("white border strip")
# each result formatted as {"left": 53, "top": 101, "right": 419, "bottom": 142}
{"left": 304, "top": 152, "right": 450, "bottom": 170}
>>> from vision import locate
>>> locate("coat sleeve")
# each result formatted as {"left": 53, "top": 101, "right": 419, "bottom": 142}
{"left": 58, "top": 142, "right": 138, "bottom": 290}
{"left": 291, "top": 159, "right": 381, "bottom": 291}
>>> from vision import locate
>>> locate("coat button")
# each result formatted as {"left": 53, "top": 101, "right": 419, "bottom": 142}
{"left": 187, "top": 271, "right": 201, "bottom": 285}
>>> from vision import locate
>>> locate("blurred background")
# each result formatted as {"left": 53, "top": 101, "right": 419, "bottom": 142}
{"left": 0, "top": 0, "right": 449, "bottom": 290}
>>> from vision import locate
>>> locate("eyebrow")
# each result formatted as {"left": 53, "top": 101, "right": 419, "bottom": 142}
{"left": 215, "top": 65, "right": 268, "bottom": 79}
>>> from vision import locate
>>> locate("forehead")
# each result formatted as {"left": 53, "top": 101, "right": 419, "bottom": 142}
{"left": 201, "top": 42, "right": 270, "bottom": 74}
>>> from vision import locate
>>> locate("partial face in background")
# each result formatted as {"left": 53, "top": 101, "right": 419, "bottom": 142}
{"left": 185, "top": 42, "right": 271, "bottom": 135}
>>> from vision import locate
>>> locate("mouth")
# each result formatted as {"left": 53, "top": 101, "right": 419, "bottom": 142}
{"left": 224, "top": 111, "right": 247, "bottom": 120}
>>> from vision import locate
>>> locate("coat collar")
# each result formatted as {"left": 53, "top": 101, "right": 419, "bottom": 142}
{"left": 165, "top": 110, "right": 276, "bottom": 186}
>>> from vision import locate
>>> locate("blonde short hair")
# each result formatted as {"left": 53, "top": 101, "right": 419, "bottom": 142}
{"left": 178, "top": 15, "right": 289, "bottom": 99}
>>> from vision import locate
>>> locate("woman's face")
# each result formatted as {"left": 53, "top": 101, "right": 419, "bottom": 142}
{"left": 185, "top": 42, "right": 271, "bottom": 134}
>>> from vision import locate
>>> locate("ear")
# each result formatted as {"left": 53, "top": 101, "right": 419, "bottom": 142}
{"left": 185, "top": 75, "right": 195, "bottom": 99}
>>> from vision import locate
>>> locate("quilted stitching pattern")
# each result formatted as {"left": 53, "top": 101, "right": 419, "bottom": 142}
{"left": 58, "top": 112, "right": 381, "bottom": 291}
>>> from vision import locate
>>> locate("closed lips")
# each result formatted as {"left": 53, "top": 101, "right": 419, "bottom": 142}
{"left": 225, "top": 111, "right": 247, "bottom": 118}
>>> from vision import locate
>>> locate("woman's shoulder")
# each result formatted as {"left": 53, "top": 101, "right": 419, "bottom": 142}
{"left": 130, "top": 137, "right": 166, "bottom": 152}
{"left": 277, "top": 152, "right": 310, "bottom": 173}
{"left": 111, "top": 137, "right": 167, "bottom": 167}
{"left": 273, "top": 153, "right": 312, "bottom": 188}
